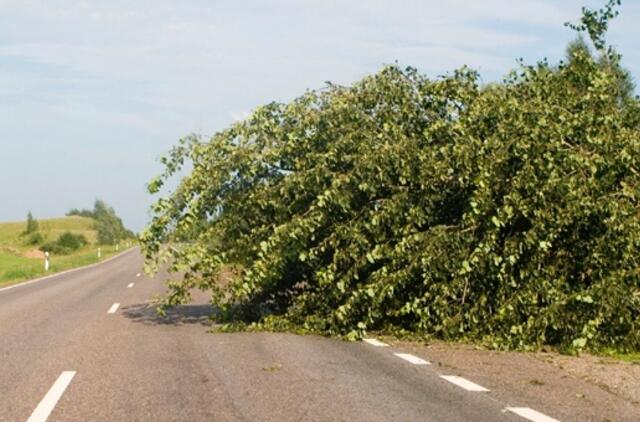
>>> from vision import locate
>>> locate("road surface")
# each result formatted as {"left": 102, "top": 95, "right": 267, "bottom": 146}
{"left": 1, "top": 249, "right": 552, "bottom": 421}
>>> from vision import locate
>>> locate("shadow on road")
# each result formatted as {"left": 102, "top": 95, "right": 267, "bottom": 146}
{"left": 121, "top": 303, "right": 214, "bottom": 326}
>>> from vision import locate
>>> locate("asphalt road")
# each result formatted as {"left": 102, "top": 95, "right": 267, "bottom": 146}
{"left": 1, "top": 249, "right": 540, "bottom": 421}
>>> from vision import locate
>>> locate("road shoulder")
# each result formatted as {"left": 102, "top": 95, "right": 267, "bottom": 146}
{"left": 381, "top": 338, "right": 640, "bottom": 421}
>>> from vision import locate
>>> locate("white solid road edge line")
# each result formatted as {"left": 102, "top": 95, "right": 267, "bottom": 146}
{"left": 440, "top": 375, "right": 490, "bottom": 392}
{"left": 394, "top": 352, "right": 431, "bottom": 365}
{"left": 127, "top": 283, "right": 134, "bottom": 288}
{"left": 505, "top": 407, "right": 559, "bottom": 422}
{"left": 0, "top": 247, "right": 137, "bottom": 294}
{"left": 27, "top": 371, "right": 76, "bottom": 422}
{"left": 108, "top": 303, "right": 120, "bottom": 314}
{"left": 363, "top": 338, "right": 389, "bottom": 347}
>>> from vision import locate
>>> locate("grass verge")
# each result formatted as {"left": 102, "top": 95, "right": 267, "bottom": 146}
{"left": 0, "top": 216, "right": 130, "bottom": 288}
{"left": 0, "top": 245, "right": 124, "bottom": 288}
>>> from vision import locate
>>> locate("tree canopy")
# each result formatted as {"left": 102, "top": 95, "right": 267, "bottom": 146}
{"left": 68, "top": 200, "right": 134, "bottom": 244}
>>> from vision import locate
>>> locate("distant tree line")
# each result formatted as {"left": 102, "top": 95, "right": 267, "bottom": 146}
{"left": 19, "top": 201, "right": 133, "bottom": 255}
{"left": 67, "top": 200, "right": 135, "bottom": 244}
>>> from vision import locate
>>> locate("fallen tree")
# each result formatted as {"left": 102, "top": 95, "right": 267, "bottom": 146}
{"left": 141, "top": 1, "right": 640, "bottom": 352}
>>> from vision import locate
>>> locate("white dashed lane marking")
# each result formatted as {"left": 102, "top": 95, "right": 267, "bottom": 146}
{"left": 127, "top": 283, "right": 134, "bottom": 288}
{"left": 136, "top": 273, "right": 141, "bottom": 277}
{"left": 107, "top": 303, "right": 120, "bottom": 314}
{"left": 361, "top": 338, "right": 560, "bottom": 421}
{"left": 505, "top": 407, "right": 559, "bottom": 422}
{"left": 440, "top": 375, "right": 489, "bottom": 392}
{"left": 362, "top": 338, "right": 389, "bottom": 347}
{"left": 394, "top": 353, "right": 431, "bottom": 365}
{"left": 28, "top": 371, "right": 76, "bottom": 422}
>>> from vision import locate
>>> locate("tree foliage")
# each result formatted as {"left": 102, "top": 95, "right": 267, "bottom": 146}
{"left": 25, "top": 211, "right": 39, "bottom": 235}
{"left": 565, "top": 0, "right": 621, "bottom": 51}
{"left": 141, "top": 4, "right": 640, "bottom": 351}
{"left": 41, "top": 232, "right": 88, "bottom": 255}
{"left": 68, "top": 200, "right": 134, "bottom": 244}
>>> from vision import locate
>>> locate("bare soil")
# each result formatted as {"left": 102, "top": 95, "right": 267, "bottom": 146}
{"left": 388, "top": 339, "right": 640, "bottom": 422}
{"left": 23, "top": 249, "right": 45, "bottom": 259}
{"left": 0, "top": 245, "right": 21, "bottom": 255}
{"left": 536, "top": 352, "right": 640, "bottom": 404}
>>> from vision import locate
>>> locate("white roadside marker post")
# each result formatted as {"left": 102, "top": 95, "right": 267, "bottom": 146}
{"left": 97, "top": 247, "right": 101, "bottom": 259}
{"left": 44, "top": 252, "right": 50, "bottom": 272}
{"left": 116, "top": 244, "right": 119, "bottom": 251}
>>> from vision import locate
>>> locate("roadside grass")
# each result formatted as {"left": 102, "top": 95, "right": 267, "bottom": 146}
{"left": 0, "top": 215, "right": 97, "bottom": 247}
{"left": 607, "top": 351, "right": 640, "bottom": 365}
{"left": 0, "top": 216, "right": 125, "bottom": 288}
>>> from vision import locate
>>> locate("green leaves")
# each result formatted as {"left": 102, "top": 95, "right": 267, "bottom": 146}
{"left": 141, "top": 4, "right": 640, "bottom": 353}
{"left": 565, "top": 0, "right": 621, "bottom": 51}
{"left": 572, "top": 337, "right": 588, "bottom": 350}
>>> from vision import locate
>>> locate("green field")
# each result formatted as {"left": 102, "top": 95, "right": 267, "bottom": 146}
{"left": 0, "top": 216, "right": 126, "bottom": 287}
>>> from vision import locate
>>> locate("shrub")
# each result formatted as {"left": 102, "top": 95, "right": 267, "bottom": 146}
{"left": 57, "top": 232, "right": 88, "bottom": 250}
{"left": 40, "top": 242, "right": 65, "bottom": 255}
{"left": 41, "top": 232, "right": 88, "bottom": 255}
{"left": 26, "top": 232, "right": 44, "bottom": 246}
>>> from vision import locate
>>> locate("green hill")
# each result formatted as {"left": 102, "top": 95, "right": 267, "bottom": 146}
{"left": 0, "top": 216, "right": 125, "bottom": 287}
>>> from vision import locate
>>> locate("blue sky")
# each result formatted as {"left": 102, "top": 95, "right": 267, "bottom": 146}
{"left": 1, "top": 0, "right": 639, "bottom": 231}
